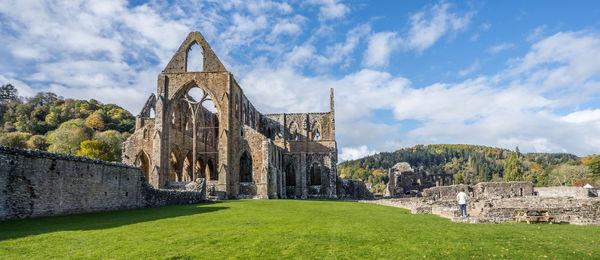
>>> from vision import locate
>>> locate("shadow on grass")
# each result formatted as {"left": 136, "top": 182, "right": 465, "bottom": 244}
{"left": 0, "top": 203, "right": 227, "bottom": 241}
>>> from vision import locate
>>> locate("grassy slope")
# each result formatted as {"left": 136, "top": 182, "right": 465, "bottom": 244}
{"left": 0, "top": 200, "right": 598, "bottom": 259}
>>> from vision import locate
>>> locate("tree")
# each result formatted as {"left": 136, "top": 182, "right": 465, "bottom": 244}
{"left": 582, "top": 155, "right": 600, "bottom": 176}
{"left": 0, "top": 84, "right": 19, "bottom": 104}
{"left": 77, "top": 140, "right": 112, "bottom": 161}
{"left": 27, "top": 135, "right": 49, "bottom": 150}
{"left": 85, "top": 113, "right": 105, "bottom": 131}
{"left": 0, "top": 132, "right": 31, "bottom": 148}
{"left": 504, "top": 152, "right": 524, "bottom": 181}
{"left": 95, "top": 130, "right": 129, "bottom": 161}
{"left": 549, "top": 164, "right": 590, "bottom": 186}
{"left": 47, "top": 119, "right": 93, "bottom": 155}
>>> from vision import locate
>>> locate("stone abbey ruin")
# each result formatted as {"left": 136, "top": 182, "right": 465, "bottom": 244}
{"left": 1, "top": 32, "right": 598, "bottom": 225}
{"left": 371, "top": 162, "right": 600, "bottom": 225}
{"left": 121, "top": 31, "right": 370, "bottom": 200}
{"left": 0, "top": 31, "right": 373, "bottom": 221}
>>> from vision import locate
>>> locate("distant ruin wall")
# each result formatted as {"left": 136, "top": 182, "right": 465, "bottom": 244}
{"left": 421, "top": 182, "right": 533, "bottom": 200}
{"left": 0, "top": 146, "right": 205, "bottom": 221}
{"left": 535, "top": 186, "right": 596, "bottom": 198}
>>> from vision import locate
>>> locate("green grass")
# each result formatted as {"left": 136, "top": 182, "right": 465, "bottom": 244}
{"left": 0, "top": 200, "right": 598, "bottom": 259}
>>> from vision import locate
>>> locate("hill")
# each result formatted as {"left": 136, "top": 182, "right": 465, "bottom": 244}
{"left": 338, "top": 144, "right": 599, "bottom": 194}
{"left": 0, "top": 84, "right": 134, "bottom": 161}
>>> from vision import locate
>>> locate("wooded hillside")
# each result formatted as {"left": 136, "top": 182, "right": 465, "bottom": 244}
{"left": 0, "top": 84, "right": 134, "bottom": 161}
{"left": 338, "top": 144, "right": 600, "bottom": 194}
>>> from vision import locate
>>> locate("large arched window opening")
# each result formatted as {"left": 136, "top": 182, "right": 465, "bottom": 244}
{"left": 134, "top": 151, "right": 150, "bottom": 183}
{"left": 187, "top": 43, "right": 203, "bottom": 72}
{"left": 240, "top": 151, "right": 253, "bottom": 183}
{"left": 181, "top": 86, "right": 219, "bottom": 182}
{"left": 285, "top": 164, "right": 295, "bottom": 187}
{"left": 309, "top": 163, "right": 322, "bottom": 186}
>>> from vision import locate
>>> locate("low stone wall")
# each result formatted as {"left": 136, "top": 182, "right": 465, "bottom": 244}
{"left": 0, "top": 146, "right": 205, "bottom": 221}
{"left": 535, "top": 187, "right": 594, "bottom": 198}
{"left": 364, "top": 181, "right": 600, "bottom": 226}
{"left": 362, "top": 197, "right": 600, "bottom": 225}
{"left": 421, "top": 182, "right": 533, "bottom": 200}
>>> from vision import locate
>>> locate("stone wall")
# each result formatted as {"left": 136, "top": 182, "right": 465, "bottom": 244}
{"left": 0, "top": 146, "right": 205, "bottom": 221}
{"left": 535, "top": 186, "right": 596, "bottom": 198}
{"left": 421, "top": 182, "right": 533, "bottom": 200}
{"left": 364, "top": 181, "right": 599, "bottom": 225}
{"left": 385, "top": 162, "right": 454, "bottom": 198}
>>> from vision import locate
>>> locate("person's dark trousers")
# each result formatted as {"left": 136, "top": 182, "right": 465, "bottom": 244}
{"left": 459, "top": 204, "right": 467, "bottom": 217}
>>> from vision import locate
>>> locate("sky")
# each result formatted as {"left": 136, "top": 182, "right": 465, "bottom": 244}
{"left": 1, "top": 0, "right": 600, "bottom": 161}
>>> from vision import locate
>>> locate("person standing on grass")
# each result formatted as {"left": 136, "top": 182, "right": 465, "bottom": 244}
{"left": 457, "top": 189, "right": 468, "bottom": 217}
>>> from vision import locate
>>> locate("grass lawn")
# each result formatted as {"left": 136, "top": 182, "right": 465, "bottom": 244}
{"left": 0, "top": 200, "right": 598, "bottom": 259}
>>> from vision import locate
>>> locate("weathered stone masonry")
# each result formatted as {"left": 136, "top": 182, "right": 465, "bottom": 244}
{"left": 122, "top": 31, "right": 370, "bottom": 200}
{"left": 0, "top": 146, "right": 205, "bottom": 221}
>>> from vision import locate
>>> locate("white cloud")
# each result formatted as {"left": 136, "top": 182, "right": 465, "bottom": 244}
{"left": 405, "top": 2, "right": 474, "bottom": 52}
{"left": 488, "top": 43, "right": 515, "bottom": 54}
{"left": 307, "top": 0, "right": 349, "bottom": 21}
{"left": 363, "top": 32, "right": 402, "bottom": 67}
{"left": 340, "top": 145, "right": 378, "bottom": 161}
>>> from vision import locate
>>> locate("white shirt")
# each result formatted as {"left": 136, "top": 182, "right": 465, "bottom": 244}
{"left": 457, "top": 192, "right": 467, "bottom": 205}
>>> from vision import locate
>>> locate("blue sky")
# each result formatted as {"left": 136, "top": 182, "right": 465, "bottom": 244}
{"left": 1, "top": 0, "right": 600, "bottom": 160}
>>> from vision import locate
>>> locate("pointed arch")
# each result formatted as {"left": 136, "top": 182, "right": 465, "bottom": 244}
{"left": 134, "top": 151, "right": 151, "bottom": 183}
{"left": 288, "top": 121, "right": 300, "bottom": 141}
{"left": 186, "top": 42, "right": 204, "bottom": 72}
{"left": 311, "top": 121, "right": 322, "bottom": 141}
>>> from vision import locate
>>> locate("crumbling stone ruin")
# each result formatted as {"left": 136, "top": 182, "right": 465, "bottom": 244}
{"left": 364, "top": 182, "right": 600, "bottom": 225}
{"left": 384, "top": 162, "right": 454, "bottom": 197}
{"left": 0, "top": 146, "right": 205, "bottom": 221}
{"left": 122, "top": 31, "right": 372, "bottom": 200}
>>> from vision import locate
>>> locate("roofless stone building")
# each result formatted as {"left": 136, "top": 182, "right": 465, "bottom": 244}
{"left": 122, "top": 32, "right": 340, "bottom": 199}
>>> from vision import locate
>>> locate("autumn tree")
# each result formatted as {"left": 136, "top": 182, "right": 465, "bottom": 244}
{"left": 47, "top": 119, "right": 93, "bottom": 155}
{"left": 27, "top": 135, "right": 48, "bottom": 150}
{"left": 85, "top": 112, "right": 105, "bottom": 131}
{"left": 0, "top": 132, "right": 31, "bottom": 148}
{"left": 77, "top": 140, "right": 112, "bottom": 161}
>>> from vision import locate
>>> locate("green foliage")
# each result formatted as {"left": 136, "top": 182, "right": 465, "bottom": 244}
{"left": 0, "top": 84, "right": 19, "bottom": 104}
{"left": 95, "top": 130, "right": 130, "bottom": 161}
{"left": 27, "top": 135, "right": 48, "bottom": 150}
{"left": 548, "top": 164, "right": 591, "bottom": 186}
{"left": 0, "top": 131, "right": 31, "bottom": 148}
{"left": 338, "top": 144, "right": 583, "bottom": 192}
{"left": 0, "top": 200, "right": 598, "bottom": 259}
{"left": 504, "top": 152, "right": 524, "bottom": 181}
{"left": 77, "top": 140, "right": 112, "bottom": 161}
{"left": 0, "top": 85, "right": 135, "bottom": 161}
{"left": 582, "top": 154, "right": 600, "bottom": 175}
{"left": 47, "top": 119, "right": 94, "bottom": 155}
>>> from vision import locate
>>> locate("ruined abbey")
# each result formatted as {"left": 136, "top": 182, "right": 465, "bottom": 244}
{"left": 122, "top": 32, "right": 341, "bottom": 199}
